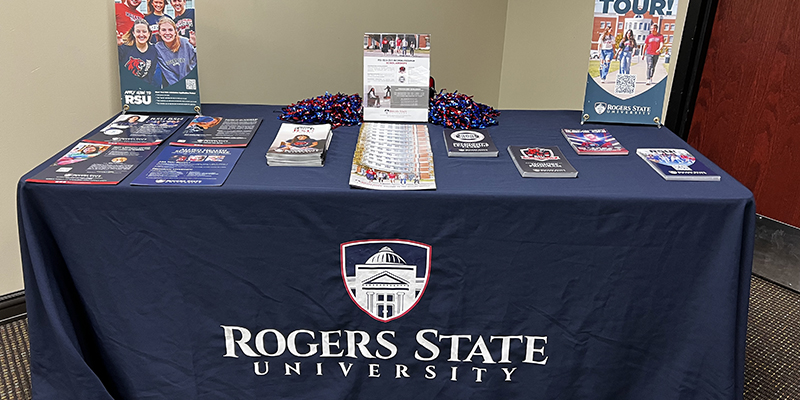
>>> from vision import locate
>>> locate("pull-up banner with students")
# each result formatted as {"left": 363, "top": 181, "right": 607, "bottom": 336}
{"left": 115, "top": 0, "right": 200, "bottom": 114}
{"left": 582, "top": 0, "right": 679, "bottom": 126}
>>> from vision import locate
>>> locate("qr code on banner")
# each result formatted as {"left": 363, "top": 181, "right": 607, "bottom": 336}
{"left": 614, "top": 74, "right": 636, "bottom": 95}
{"left": 185, "top": 79, "right": 197, "bottom": 90}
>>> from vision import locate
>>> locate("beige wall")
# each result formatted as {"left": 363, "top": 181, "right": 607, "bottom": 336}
{"left": 1, "top": 0, "right": 685, "bottom": 295}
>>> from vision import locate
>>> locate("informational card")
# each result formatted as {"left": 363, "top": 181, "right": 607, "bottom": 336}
{"left": 581, "top": 0, "right": 679, "bottom": 125}
{"left": 26, "top": 142, "right": 156, "bottom": 185}
{"left": 363, "top": 33, "right": 430, "bottom": 122}
{"left": 170, "top": 116, "right": 262, "bottom": 147}
{"left": 114, "top": 0, "right": 199, "bottom": 113}
{"left": 84, "top": 114, "right": 187, "bottom": 145}
{"left": 131, "top": 147, "right": 243, "bottom": 186}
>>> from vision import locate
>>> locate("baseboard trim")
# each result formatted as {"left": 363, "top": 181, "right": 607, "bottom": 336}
{"left": 753, "top": 215, "right": 800, "bottom": 293}
{"left": 0, "top": 290, "right": 26, "bottom": 323}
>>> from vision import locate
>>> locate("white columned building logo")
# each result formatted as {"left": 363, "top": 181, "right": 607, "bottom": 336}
{"left": 341, "top": 240, "right": 431, "bottom": 322}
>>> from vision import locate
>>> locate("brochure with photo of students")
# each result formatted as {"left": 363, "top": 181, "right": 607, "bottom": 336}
{"left": 170, "top": 116, "right": 263, "bottom": 147}
{"left": 115, "top": 0, "right": 199, "bottom": 113}
{"left": 84, "top": 114, "right": 188, "bottom": 145}
{"left": 26, "top": 142, "right": 156, "bottom": 185}
{"left": 582, "top": 0, "right": 679, "bottom": 125}
{"left": 131, "top": 146, "right": 244, "bottom": 186}
{"left": 363, "top": 33, "right": 431, "bottom": 123}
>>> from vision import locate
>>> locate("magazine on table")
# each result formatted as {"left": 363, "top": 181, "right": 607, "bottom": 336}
{"left": 84, "top": 114, "right": 188, "bottom": 145}
{"left": 170, "top": 116, "right": 262, "bottom": 147}
{"left": 561, "top": 128, "right": 628, "bottom": 155}
{"left": 26, "top": 142, "right": 156, "bottom": 185}
{"left": 637, "top": 148, "right": 720, "bottom": 181}
{"left": 508, "top": 146, "right": 578, "bottom": 178}
{"left": 131, "top": 146, "right": 243, "bottom": 186}
{"left": 443, "top": 128, "right": 499, "bottom": 157}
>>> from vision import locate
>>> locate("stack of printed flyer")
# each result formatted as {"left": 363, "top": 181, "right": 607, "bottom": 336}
{"left": 266, "top": 123, "right": 333, "bottom": 167}
{"left": 349, "top": 122, "right": 435, "bottom": 190}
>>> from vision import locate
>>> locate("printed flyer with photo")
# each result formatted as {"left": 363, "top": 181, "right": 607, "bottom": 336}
{"left": 363, "top": 33, "right": 430, "bottom": 123}
{"left": 115, "top": 0, "right": 199, "bottom": 113}
{"left": 582, "top": 0, "right": 679, "bottom": 125}
{"left": 26, "top": 142, "right": 156, "bottom": 185}
{"left": 84, "top": 114, "right": 188, "bottom": 145}
{"left": 170, "top": 116, "right": 263, "bottom": 147}
{"left": 131, "top": 146, "right": 243, "bottom": 186}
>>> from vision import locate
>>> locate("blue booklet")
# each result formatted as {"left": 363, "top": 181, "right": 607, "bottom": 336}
{"left": 131, "top": 146, "right": 243, "bottom": 186}
{"left": 637, "top": 148, "right": 720, "bottom": 181}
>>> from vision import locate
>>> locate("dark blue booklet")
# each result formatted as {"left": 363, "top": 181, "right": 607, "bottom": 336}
{"left": 131, "top": 146, "right": 244, "bottom": 186}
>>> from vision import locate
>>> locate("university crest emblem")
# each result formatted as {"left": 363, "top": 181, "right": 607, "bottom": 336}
{"left": 594, "top": 102, "right": 607, "bottom": 115}
{"left": 341, "top": 239, "right": 432, "bottom": 322}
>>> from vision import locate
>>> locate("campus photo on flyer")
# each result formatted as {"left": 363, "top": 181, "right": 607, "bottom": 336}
{"left": 582, "top": 0, "right": 679, "bottom": 125}
{"left": 363, "top": 33, "right": 430, "bottom": 123}
{"left": 115, "top": 0, "right": 199, "bottom": 113}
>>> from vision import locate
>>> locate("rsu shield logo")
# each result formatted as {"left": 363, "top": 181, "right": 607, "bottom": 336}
{"left": 341, "top": 239, "right": 431, "bottom": 322}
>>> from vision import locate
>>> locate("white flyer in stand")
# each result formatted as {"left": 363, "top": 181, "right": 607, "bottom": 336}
{"left": 363, "top": 33, "right": 430, "bottom": 122}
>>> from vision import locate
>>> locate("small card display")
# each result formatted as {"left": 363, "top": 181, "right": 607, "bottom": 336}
{"left": 266, "top": 123, "right": 332, "bottom": 167}
{"left": 131, "top": 147, "right": 243, "bottom": 186}
{"left": 170, "top": 116, "right": 262, "bottom": 147}
{"left": 637, "top": 148, "right": 720, "bottom": 181}
{"left": 443, "top": 129, "right": 498, "bottom": 157}
{"left": 84, "top": 114, "right": 188, "bottom": 145}
{"left": 561, "top": 128, "right": 628, "bottom": 155}
{"left": 507, "top": 145, "right": 578, "bottom": 178}
{"left": 26, "top": 142, "right": 156, "bottom": 185}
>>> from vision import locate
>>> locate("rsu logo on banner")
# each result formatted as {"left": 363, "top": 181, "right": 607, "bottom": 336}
{"left": 124, "top": 90, "right": 152, "bottom": 105}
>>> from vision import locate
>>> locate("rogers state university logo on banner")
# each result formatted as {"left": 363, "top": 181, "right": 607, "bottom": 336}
{"left": 341, "top": 239, "right": 431, "bottom": 322}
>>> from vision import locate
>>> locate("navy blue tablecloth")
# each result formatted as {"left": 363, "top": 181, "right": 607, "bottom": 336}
{"left": 18, "top": 104, "right": 754, "bottom": 399}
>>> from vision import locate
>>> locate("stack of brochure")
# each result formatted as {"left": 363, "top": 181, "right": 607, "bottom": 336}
{"left": 349, "top": 122, "right": 436, "bottom": 190}
{"left": 266, "top": 123, "right": 332, "bottom": 167}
